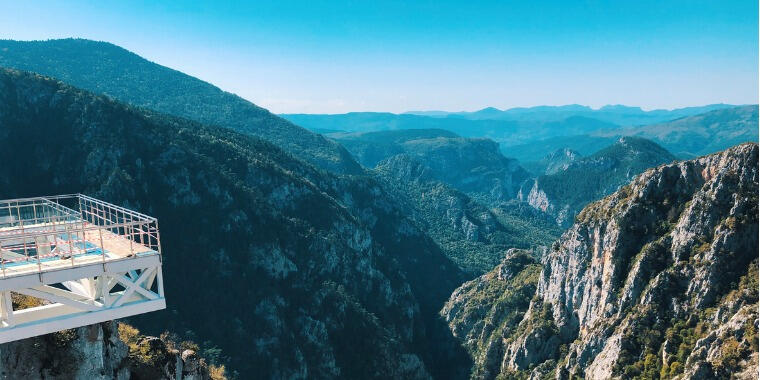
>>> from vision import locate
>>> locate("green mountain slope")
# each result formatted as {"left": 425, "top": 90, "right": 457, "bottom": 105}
{"left": 0, "top": 68, "right": 471, "bottom": 379}
{"left": 374, "top": 154, "right": 560, "bottom": 275}
{"left": 330, "top": 129, "right": 532, "bottom": 204}
{"left": 0, "top": 38, "right": 361, "bottom": 174}
{"left": 328, "top": 128, "right": 459, "bottom": 167}
{"left": 607, "top": 105, "right": 759, "bottom": 158}
{"left": 520, "top": 137, "right": 676, "bottom": 226}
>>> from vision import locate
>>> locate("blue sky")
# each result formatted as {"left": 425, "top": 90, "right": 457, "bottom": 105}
{"left": 0, "top": 1, "right": 757, "bottom": 113}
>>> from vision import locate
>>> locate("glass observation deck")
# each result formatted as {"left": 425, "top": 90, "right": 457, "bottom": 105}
{"left": 0, "top": 194, "right": 165, "bottom": 343}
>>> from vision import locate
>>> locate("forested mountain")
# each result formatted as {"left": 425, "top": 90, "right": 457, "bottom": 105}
{"left": 0, "top": 68, "right": 472, "bottom": 379}
{"left": 606, "top": 105, "right": 759, "bottom": 158}
{"left": 505, "top": 135, "right": 619, "bottom": 163}
{"left": 329, "top": 129, "right": 531, "bottom": 204}
{"left": 374, "top": 154, "right": 560, "bottom": 275}
{"left": 327, "top": 128, "right": 459, "bottom": 167}
{"left": 521, "top": 147, "right": 582, "bottom": 175}
{"left": 519, "top": 137, "right": 677, "bottom": 226}
{"left": 0, "top": 38, "right": 361, "bottom": 174}
{"left": 443, "top": 143, "right": 759, "bottom": 379}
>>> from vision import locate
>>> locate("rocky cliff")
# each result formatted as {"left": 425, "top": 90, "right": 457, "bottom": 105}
{"left": 0, "top": 322, "right": 216, "bottom": 380}
{"left": 444, "top": 143, "right": 759, "bottom": 379}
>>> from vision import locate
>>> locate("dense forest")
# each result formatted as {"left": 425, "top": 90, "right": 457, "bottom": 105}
{"left": 0, "top": 68, "right": 470, "bottom": 378}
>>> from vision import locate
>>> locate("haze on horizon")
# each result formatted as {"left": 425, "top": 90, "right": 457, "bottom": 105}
{"left": 0, "top": 0, "right": 757, "bottom": 114}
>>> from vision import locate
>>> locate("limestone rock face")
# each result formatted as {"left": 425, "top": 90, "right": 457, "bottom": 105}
{"left": 444, "top": 144, "right": 759, "bottom": 379}
{"left": 441, "top": 249, "right": 543, "bottom": 378}
{"left": 0, "top": 322, "right": 211, "bottom": 380}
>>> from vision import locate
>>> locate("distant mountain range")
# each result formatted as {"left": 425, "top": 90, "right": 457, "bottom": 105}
{"left": 512, "top": 105, "right": 758, "bottom": 163}
{"left": 281, "top": 104, "right": 757, "bottom": 163}
{"left": 404, "top": 103, "right": 740, "bottom": 125}
{"left": 602, "top": 105, "right": 759, "bottom": 158}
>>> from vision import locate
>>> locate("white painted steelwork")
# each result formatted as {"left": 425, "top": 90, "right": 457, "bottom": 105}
{"left": 0, "top": 194, "right": 165, "bottom": 343}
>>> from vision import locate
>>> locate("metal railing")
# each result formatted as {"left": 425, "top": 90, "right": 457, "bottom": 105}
{"left": 0, "top": 194, "right": 161, "bottom": 278}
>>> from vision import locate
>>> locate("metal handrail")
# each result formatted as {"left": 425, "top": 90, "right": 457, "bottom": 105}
{"left": 0, "top": 220, "right": 156, "bottom": 242}
{"left": 77, "top": 194, "right": 156, "bottom": 222}
{"left": 0, "top": 194, "right": 162, "bottom": 278}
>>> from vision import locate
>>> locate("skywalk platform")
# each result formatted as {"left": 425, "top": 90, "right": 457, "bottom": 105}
{"left": 0, "top": 194, "right": 165, "bottom": 343}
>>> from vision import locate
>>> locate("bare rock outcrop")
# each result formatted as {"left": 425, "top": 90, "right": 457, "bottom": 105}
{"left": 0, "top": 322, "right": 213, "bottom": 379}
{"left": 444, "top": 143, "right": 759, "bottom": 379}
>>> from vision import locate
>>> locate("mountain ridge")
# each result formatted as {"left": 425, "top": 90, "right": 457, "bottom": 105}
{"left": 403, "top": 103, "right": 740, "bottom": 124}
{"left": 519, "top": 136, "right": 677, "bottom": 226}
{"left": 601, "top": 105, "right": 759, "bottom": 158}
{"left": 329, "top": 129, "right": 532, "bottom": 205}
{"left": 0, "top": 38, "right": 362, "bottom": 174}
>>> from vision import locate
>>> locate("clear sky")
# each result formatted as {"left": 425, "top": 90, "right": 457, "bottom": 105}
{"left": 0, "top": 1, "right": 757, "bottom": 114}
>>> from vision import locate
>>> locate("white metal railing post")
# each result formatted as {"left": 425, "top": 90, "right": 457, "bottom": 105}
{"left": 155, "top": 220, "right": 163, "bottom": 262}
{"left": 77, "top": 196, "right": 88, "bottom": 259}
{"left": 65, "top": 218, "right": 74, "bottom": 267}
{"left": 0, "top": 241, "right": 5, "bottom": 279}
{"left": 99, "top": 202, "right": 107, "bottom": 269}
{"left": 48, "top": 204, "right": 59, "bottom": 276}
